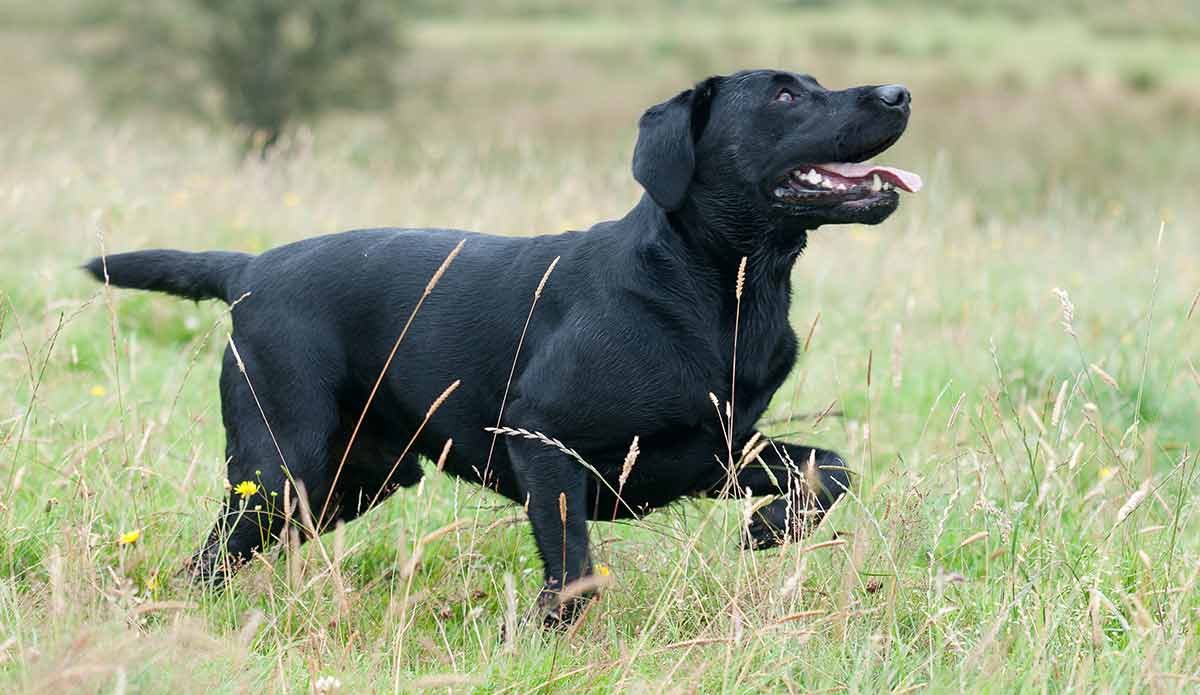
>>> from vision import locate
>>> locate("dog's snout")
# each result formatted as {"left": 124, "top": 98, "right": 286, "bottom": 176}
{"left": 875, "top": 84, "right": 910, "bottom": 109}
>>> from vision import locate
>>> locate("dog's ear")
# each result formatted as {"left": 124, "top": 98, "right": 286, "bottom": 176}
{"left": 632, "top": 77, "right": 719, "bottom": 211}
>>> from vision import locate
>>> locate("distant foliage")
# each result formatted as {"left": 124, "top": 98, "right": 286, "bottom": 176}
{"left": 77, "top": 0, "right": 404, "bottom": 151}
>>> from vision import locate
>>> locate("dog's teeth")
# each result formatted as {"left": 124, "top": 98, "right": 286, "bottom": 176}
{"left": 882, "top": 181, "right": 893, "bottom": 191}
{"left": 836, "top": 183, "right": 847, "bottom": 191}
{"left": 871, "top": 174, "right": 882, "bottom": 192}
{"left": 775, "top": 187, "right": 789, "bottom": 198}
{"left": 819, "top": 176, "right": 833, "bottom": 189}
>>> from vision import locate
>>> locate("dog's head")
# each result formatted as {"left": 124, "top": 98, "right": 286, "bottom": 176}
{"left": 633, "top": 70, "right": 921, "bottom": 248}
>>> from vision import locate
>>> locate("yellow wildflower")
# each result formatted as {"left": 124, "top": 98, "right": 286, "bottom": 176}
{"left": 233, "top": 480, "right": 260, "bottom": 498}
{"left": 595, "top": 563, "right": 611, "bottom": 577}
{"left": 90, "top": 385, "right": 107, "bottom": 397}
{"left": 1099, "top": 467, "right": 1114, "bottom": 481}
{"left": 118, "top": 529, "right": 141, "bottom": 545}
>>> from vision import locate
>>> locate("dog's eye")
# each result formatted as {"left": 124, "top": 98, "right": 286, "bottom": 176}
{"left": 775, "top": 89, "right": 796, "bottom": 103}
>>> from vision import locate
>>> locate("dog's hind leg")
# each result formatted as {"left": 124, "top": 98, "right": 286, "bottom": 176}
{"left": 189, "top": 343, "right": 341, "bottom": 586}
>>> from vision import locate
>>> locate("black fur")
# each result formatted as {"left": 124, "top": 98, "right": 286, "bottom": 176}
{"left": 85, "top": 250, "right": 251, "bottom": 302}
{"left": 85, "top": 70, "right": 912, "bottom": 627}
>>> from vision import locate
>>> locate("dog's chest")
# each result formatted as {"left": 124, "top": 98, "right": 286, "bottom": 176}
{"left": 725, "top": 310, "right": 798, "bottom": 428}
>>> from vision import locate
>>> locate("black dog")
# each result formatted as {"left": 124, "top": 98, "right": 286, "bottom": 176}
{"left": 85, "top": 70, "right": 920, "bottom": 626}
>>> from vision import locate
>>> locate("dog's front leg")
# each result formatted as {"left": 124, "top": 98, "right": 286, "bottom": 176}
{"left": 505, "top": 429, "right": 594, "bottom": 628}
{"left": 709, "top": 439, "right": 851, "bottom": 549}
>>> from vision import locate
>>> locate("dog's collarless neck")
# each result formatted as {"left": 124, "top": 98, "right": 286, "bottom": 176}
{"left": 640, "top": 197, "right": 802, "bottom": 289}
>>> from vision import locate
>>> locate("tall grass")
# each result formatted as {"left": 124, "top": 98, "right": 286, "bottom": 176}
{"left": 1, "top": 2, "right": 1199, "bottom": 692}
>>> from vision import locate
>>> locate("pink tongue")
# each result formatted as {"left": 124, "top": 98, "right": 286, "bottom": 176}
{"left": 816, "top": 162, "right": 923, "bottom": 193}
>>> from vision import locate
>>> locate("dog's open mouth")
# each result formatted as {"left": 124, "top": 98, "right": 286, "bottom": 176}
{"left": 773, "top": 162, "right": 923, "bottom": 205}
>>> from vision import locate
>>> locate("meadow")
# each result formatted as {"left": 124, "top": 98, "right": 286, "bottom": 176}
{"left": 1, "top": 2, "right": 1199, "bottom": 692}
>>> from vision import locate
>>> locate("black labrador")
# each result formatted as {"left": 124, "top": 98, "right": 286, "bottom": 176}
{"left": 85, "top": 69, "right": 921, "bottom": 626}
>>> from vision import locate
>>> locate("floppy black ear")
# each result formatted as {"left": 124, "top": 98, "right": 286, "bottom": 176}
{"left": 632, "top": 77, "right": 718, "bottom": 211}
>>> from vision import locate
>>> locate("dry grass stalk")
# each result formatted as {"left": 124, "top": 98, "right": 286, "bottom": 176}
{"left": 1089, "top": 363, "right": 1120, "bottom": 390}
{"left": 423, "top": 240, "right": 466, "bottom": 298}
{"left": 947, "top": 392, "right": 967, "bottom": 429}
{"left": 556, "top": 572, "right": 615, "bottom": 603}
{"left": 483, "top": 255, "right": 562, "bottom": 481}
{"left": 802, "top": 311, "right": 820, "bottom": 352}
{"left": 957, "top": 531, "right": 989, "bottom": 550}
{"left": 726, "top": 256, "right": 748, "bottom": 477}
{"left": 797, "top": 539, "right": 847, "bottom": 555}
{"left": 1067, "top": 442, "right": 1083, "bottom": 470}
{"left": 486, "top": 426, "right": 587, "bottom": 468}
{"left": 611, "top": 435, "right": 641, "bottom": 520}
{"left": 536, "top": 256, "right": 561, "bottom": 299}
{"left": 433, "top": 438, "right": 453, "bottom": 472}
{"left": 1050, "top": 379, "right": 1068, "bottom": 427}
{"left": 425, "top": 379, "right": 460, "bottom": 420}
{"left": 619, "top": 436, "right": 640, "bottom": 489}
{"left": 484, "top": 426, "right": 635, "bottom": 515}
{"left": 1052, "top": 287, "right": 1076, "bottom": 336}
{"left": 1115, "top": 480, "right": 1151, "bottom": 526}
{"left": 227, "top": 333, "right": 289, "bottom": 466}
{"left": 367, "top": 379, "right": 461, "bottom": 511}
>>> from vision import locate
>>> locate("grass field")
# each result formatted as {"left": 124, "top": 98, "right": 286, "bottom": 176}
{"left": 2, "top": 2, "right": 1199, "bottom": 692}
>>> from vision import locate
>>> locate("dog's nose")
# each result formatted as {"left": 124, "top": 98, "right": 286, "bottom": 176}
{"left": 875, "top": 84, "right": 910, "bottom": 109}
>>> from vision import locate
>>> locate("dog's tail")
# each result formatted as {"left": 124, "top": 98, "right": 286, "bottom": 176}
{"left": 83, "top": 250, "right": 253, "bottom": 304}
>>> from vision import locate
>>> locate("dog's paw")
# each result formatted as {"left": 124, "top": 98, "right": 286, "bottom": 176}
{"left": 182, "top": 545, "right": 248, "bottom": 589}
{"left": 741, "top": 497, "right": 827, "bottom": 551}
{"left": 535, "top": 582, "right": 596, "bottom": 631}
{"left": 742, "top": 507, "right": 787, "bottom": 550}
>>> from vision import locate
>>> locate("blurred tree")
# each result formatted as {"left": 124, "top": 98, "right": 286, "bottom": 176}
{"left": 77, "top": 0, "right": 403, "bottom": 151}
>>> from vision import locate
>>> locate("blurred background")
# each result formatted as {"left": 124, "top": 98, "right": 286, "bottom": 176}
{"left": 4, "top": 0, "right": 1199, "bottom": 242}
{"left": 1, "top": 1, "right": 1198, "bottom": 691}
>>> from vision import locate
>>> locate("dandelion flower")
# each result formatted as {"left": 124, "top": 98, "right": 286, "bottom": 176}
{"left": 90, "top": 385, "right": 108, "bottom": 397}
{"left": 233, "top": 480, "right": 260, "bottom": 498}
{"left": 595, "top": 563, "right": 611, "bottom": 577}
{"left": 118, "top": 529, "right": 141, "bottom": 545}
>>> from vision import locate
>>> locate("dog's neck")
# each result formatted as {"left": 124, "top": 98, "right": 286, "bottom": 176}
{"left": 659, "top": 195, "right": 805, "bottom": 293}
{"left": 626, "top": 194, "right": 802, "bottom": 325}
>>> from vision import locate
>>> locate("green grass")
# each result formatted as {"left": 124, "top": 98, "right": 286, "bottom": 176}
{"left": 2, "top": 2, "right": 1199, "bottom": 692}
